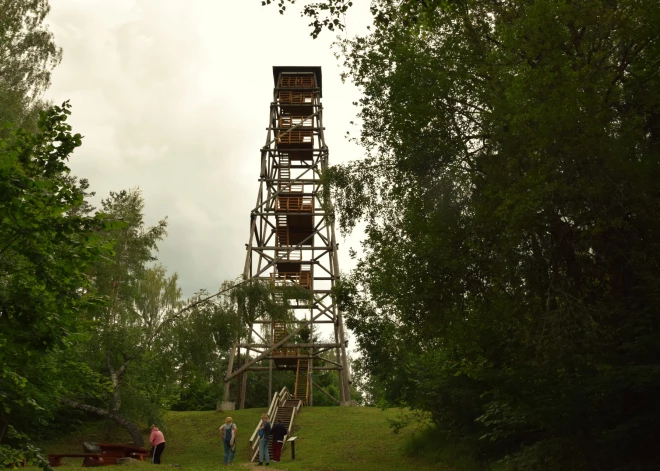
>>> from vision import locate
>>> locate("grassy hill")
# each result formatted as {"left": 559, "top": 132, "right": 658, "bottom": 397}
{"left": 38, "top": 406, "right": 461, "bottom": 471}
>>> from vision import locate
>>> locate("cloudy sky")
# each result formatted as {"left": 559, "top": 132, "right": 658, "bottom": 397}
{"left": 46, "top": 0, "right": 371, "bottom": 299}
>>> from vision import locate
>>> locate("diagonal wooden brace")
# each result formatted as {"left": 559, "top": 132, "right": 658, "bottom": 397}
{"left": 224, "top": 312, "right": 323, "bottom": 382}
{"left": 312, "top": 380, "right": 340, "bottom": 404}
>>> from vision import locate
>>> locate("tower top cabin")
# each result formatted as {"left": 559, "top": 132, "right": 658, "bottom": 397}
{"left": 273, "top": 66, "right": 322, "bottom": 96}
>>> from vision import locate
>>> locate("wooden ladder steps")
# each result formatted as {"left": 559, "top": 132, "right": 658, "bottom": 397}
{"left": 294, "top": 359, "right": 310, "bottom": 403}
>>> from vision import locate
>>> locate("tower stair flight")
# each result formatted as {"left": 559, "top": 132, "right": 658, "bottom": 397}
{"left": 249, "top": 386, "right": 302, "bottom": 462}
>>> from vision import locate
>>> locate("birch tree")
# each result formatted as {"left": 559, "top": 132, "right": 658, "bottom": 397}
{"left": 60, "top": 190, "right": 180, "bottom": 447}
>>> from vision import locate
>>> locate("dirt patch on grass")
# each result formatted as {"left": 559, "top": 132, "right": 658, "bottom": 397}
{"left": 239, "top": 463, "right": 288, "bottom": 471}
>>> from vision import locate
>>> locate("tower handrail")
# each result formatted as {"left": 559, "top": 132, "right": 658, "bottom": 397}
{"left": 249, "top": 386, "right": 290, "bottom": 453}
{"left": 282, "top": 398, "right": 303, "bottom": 446}
{"left": 268, "top": 386, "right": 288, "bottom": 423}
{"left": 248, "top": 386, "right": 302, "bottom": 462}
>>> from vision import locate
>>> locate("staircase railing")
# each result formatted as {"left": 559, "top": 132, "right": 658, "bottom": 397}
{"left": 293, "top": 351, "right": 310, "bottom": 404}
{"left": 270, "top": 396, "right": 302, "bottom": 462}
{"left": 284, "top": 399, "right": 303, "bottom": 450}
{"left": 248, "top": 386, "right": 302, "bottom": 462}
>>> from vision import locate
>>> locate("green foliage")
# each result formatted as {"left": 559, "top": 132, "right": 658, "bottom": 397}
{"left": 0, "top": 11, "right": 104, "bottom": 467}
{"left": 261, "top": 0, "right": 354, "bottom": 38}
{"left": 324, "top": 0, "right": 660, "bottom": 469}
{"left": 0, "top": 427, "right": 53, "bottom": 470}
{"left": 232, "top": 278, "right": 312, "bottom": 326}
{"left": 60, "top": 192, "right": 181, "bottom": 445}
{"left": 167, "top": 285, "right": 244, "bottom": 411}
{"left": 349, "top": 357, "right": 386, "bottom": 407}
{"left": 0, "top": 102, "right": 109, "bottom": 467}
{"left": 404, "top": 426, "right": 485, "bottom": 471}
{"left": 169, "top": 379, "right": 218, "bottom": 412}
{"left": 0, "top": 0, "right": 62, "bottom": 135}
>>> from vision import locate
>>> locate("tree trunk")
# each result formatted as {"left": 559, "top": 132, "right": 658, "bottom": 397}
{"left": 549, "top": 215, "right": 584, "bottom": 293}
{"left": 0, "top": 417, "right": 8, "bottom": 443}
{"left": 59, "top": 398, "right": 145, "bottom": 447}
{"left": 106, "top": 352, "right": 132, "bottom": 412}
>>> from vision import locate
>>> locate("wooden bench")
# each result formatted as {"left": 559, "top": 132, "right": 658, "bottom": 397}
{"left": 47, "top": 454, "right": 103, "bottom": 467}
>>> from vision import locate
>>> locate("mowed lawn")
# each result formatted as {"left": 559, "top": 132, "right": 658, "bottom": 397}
{"left": 38, "top": 407, "right": 452, "bottom": 471}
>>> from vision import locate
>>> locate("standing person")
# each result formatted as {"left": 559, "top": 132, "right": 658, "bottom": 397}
{"left": 257, "top": 414, "right": 271, "bottom": 466}
{"left": 149, "top": 425, "right": 166, "bottom": 465}
{"left": 219, "top": 417, "right": 237, "bottom": 466}
{"left": 270, "top": 419, "right": 288, "bottom": 462}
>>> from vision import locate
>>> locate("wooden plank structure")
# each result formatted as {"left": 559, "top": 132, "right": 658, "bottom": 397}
{"left": 222, "top": 66, "right": 352, "bottom": 409}
{"left": 48, "top": 454, "right": 104, "bottom": 467}
{"left": 94, "top": 444, "right": 150, "bottom": 465}
{"left": 48, "top": 444, "right": 149, "bottom": 467}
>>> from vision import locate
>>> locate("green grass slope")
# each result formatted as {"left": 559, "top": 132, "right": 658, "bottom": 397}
{"left": 39, "top": 407, "right": 454, "bottom": 471}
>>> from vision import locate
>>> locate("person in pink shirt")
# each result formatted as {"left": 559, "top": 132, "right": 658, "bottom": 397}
{"left": 149, "top": 425, "right": 166, "bottom": 464}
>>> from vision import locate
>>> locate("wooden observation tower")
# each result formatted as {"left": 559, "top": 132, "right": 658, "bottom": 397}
{"left": 221, "top": 66, "right": 352, "bottom": 408}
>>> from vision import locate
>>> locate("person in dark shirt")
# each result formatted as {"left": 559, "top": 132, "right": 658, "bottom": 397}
{"left": 270, "top": 419, "right": 288, "bottom": 462}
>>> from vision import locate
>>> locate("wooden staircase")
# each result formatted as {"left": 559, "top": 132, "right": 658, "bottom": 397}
{"left": 273, "top": 320, "right": 286, "bottom": 341}
{"left": 249, "top": 387, "right": 302, "bottom": 462}
{"left": 294, "top": 358, "right": 309, "bottom": 404}
{"left": 272, "top": 320, "right": 287, "bottom": 357}
{"left": 278, "top": 154, "right": 290, "bottom": 181}
{"left": 275, "top": 214, "right": 289, "bottom": 247}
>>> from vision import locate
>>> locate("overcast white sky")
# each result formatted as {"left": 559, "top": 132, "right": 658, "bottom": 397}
{"left": 46, "top": 0, "right": 371, "bottom": 299}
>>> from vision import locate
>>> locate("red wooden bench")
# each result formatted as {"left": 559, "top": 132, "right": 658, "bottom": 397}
{"left": 48, "top": 443, "right": 148, "bottom": 467}
{"left": 47, "top": 454, "right": 103, "bottom": 467}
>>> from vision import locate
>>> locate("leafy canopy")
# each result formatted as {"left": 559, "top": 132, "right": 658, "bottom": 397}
{"left": 0, "top": 102, "right": 110, "bottom": 463}
{"left": 298, "top": 0, "right": 660, "bottom": 469}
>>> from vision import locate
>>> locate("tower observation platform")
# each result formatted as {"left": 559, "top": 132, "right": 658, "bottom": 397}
{"left": 221, "top": 66, "right": 352, "bottom": 408}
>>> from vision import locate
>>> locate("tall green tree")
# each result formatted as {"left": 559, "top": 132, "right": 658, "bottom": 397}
{"left": 0, "top": 102, "right": 108, "bottom": 465}
{"left": 167, "top": 285, "right": 244, "bottom": 411}
{"left": 60, "top": 190, "right": 178, "bottom": 447}
{"left": 0, "top": 0, "right": 62, "bottom": 134}
{"left": 276, "top": 0, "right": 660, "bottom": 469}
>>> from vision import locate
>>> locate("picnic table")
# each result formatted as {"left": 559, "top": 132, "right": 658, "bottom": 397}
{"left": 48, "top": 443, "right": 149, "bottom": 467}
{"left": 96, "top": 443, "right": 150, "bottom": 465}
{"left": 47, "top": 454, "right": 104, "bottom": 467}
